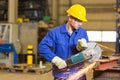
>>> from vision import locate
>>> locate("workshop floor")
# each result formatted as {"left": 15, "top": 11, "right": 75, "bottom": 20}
{"left": 0, "top": 62, "right": 54, "bottom": 80}
{"left": 0, "top": 70, "right": 54, "bottom": 80}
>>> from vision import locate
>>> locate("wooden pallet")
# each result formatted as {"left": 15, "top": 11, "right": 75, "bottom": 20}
{"left": 0, "top": 63, "right": 5, "bottom": 70}
{"left": 0, "top": 63, "right": 52, "bottom": 74}
{"left": 0, "top": 63, "right": 9, "bottom": 70}
{"left": 29, "top": 68, "right": 52, "bottom": 74}
{"left": 9, "top": 63, "right": 31, "bottom": 73}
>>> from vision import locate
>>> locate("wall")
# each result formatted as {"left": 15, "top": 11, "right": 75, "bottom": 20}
{"left": 20, "top": 23, "right": 38, "bottom": 54}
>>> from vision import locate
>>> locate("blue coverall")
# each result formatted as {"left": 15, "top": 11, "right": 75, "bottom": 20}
{"left": 38, "top": 23, "right": 88, "bottom": 80}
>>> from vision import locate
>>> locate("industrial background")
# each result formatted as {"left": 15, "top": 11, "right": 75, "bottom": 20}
{"left": 0, "top": 0, "right": 120, "bottom": 80}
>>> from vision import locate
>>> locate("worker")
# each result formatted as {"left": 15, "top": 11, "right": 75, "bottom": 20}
{"left": 38, "top": 4, "right": 89, "bottom": 80}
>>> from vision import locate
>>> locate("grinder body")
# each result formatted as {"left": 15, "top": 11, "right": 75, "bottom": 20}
{"left": 65, "top": 42, "right": 102, "bottom": 66}
{"left": 66, "top": 52, "right": 86, "bottom": 66}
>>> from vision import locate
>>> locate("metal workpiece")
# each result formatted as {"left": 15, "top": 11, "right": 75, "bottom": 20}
{"left": 94, "top": 56, "right": 120, "bottom": 80}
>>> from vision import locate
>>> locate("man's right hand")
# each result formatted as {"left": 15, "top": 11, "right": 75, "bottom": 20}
{"left": 52, "top": 56, "right": 67, "bottom": 69}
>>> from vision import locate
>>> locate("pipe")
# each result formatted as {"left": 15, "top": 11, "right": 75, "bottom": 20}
{"left": 97, "top": 43, "right": 115, "bottom": 52}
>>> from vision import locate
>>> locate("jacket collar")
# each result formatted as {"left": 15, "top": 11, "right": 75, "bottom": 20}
{"left": 61, "top": 23, "right": 79, "bottom": 34}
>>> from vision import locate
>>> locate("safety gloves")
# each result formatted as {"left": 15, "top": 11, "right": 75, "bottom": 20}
{"left": 76, "top": 38, "right": 87, "bottom": 51}
{"left": 52, "top": 56, "right": 67, "bottom": 69}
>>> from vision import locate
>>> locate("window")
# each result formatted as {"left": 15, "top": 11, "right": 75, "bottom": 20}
{"left": 87, "top": 31, "right": 116, "bottom": 42}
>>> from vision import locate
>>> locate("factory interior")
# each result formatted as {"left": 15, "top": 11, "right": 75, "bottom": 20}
{"left": 0, "top": 0, "right": 120, "bottom": 80}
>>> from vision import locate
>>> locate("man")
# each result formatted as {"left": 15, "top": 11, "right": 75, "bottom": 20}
{"left": 38, "top": 4, "right": 88, "bottom": 80}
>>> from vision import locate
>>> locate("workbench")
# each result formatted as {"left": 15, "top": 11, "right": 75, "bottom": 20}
{"left": 94, "top": 56, "right": 120, "bottom": 80}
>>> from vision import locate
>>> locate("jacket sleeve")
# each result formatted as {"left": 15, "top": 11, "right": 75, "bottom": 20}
{"left": 38, "top": 30, "right": 56, "bottom": 62}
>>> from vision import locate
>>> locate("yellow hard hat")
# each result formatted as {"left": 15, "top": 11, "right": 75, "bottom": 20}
{"left": 66, "top": 4, "right": 87, "bottom": 22}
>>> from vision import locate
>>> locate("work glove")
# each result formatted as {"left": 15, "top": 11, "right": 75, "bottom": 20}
{"left": 76, "top": 38, "right": 87, "bottom": 51}
{"left": 52, "top": 56, "right": 67, "bottom": 69}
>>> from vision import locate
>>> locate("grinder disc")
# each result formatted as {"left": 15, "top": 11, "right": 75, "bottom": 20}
{"left": 87, "top": 42, "right": 102, "bottom": 62}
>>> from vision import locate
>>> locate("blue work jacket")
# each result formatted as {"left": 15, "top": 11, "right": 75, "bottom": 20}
{"left": 38, "top": 23, "right": 88, "bottom": 79}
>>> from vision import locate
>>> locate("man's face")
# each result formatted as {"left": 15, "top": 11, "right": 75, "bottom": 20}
{"left": 69, "top": 16, "right": 83, "bottom": 30}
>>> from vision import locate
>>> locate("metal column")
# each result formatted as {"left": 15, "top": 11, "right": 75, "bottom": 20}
{"left": 116, "top": 0, "right": 120, "bottom": 54}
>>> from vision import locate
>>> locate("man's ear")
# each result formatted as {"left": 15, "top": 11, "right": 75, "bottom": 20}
{"left": 68, "top": 15, "right": 72, "bottom": 21}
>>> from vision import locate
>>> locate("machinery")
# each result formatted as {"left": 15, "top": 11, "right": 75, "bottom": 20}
{"left": 0, "top": 23, "right": 18, "bottom": 67}
{"left": 66, "top": 42, "right": 102, "bottom": 67}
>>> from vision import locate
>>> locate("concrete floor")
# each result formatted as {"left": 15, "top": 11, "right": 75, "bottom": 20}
{"left": 0, "top": 62, "right": 54, "bottom": 80}
{"left": 0, "top": 70, "right": 54, "bottom": 80}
